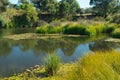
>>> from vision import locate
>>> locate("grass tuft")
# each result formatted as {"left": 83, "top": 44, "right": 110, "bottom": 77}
{"left": 45, "top": 53, "right": 60, "bottom": 76}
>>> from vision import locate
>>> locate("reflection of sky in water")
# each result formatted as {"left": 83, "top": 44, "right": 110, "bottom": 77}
{"left": 116, "top": 48, "right": 120, "bottom": 51}
{"left": 57, "top": 43, "right": 91, "bottom": 63}
{"left": 0, "top": 46, "right": 46, "bottom": 77}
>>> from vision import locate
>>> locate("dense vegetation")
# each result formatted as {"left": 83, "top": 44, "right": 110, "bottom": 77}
{"left": 4, "top": 51, "right": 120, "bottom": 80}
{"left": 36, "top": 21, "right": 118, "bottom": 37}
{"left": 0, "top": 0, "right": 119, "bottom": 28}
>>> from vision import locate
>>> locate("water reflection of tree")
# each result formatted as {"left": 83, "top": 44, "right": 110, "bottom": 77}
{"left": 0, "top": 35, "right": 108, "bottom": 57}
{"left": 89, "top": 41, "right": 120, "bottom": 52}
{"left": 18, "top": 39, "right": 37, "bottom": 52}
{"left": 0, "top": 39, "right": 11, "bottom": 57}
{"left": 34, "top": 38, "right": 78, "bottom": 56}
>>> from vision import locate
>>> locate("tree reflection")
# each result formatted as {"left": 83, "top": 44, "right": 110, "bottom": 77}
{"left": 89, "top": 41, "right": 120, "bottom": 52}
{"left": 0, "top": 39, "right": 11, "bottom": 57}
{"left": 33, "top": 38, "right": 78, "bottom": 56}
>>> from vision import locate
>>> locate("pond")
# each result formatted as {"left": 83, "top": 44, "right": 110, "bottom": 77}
{"left": 0, "top": 29, "right": 120, "bottom": 77}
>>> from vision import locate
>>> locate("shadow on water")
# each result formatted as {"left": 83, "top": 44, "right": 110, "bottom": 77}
{"left": 0, "top": 29, "right": 120, "bottom": 77}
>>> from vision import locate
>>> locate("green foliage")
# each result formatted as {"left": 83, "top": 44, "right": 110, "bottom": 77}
{"left": 85, "top": 26, "right": 96, "bottom": 36}
{"left": 62, "top": 0, "right": 80, "bottom": 14}
{"left": 0, "top": 15, "right": 6, "bottom": 27}
{"left": 63, "top": 24, "right": 87, "bottom": 35}
{"left": 36, "top": 22, "right": 118, "bottom": 36}
{"left": 0, "top": 0, "right": 9, "bottom": 12}
{"left": 90, "top": 0, "right": 119, "bottom": 18}
{"left": 31, "top": 0, "right": 59, "bottom": 14}
{"left": 36, "top": 26, "right": 63, "bottom": 34}
{"left": 59, "top": 0, "right": 80, "bottom": 19}
{"left": 13, "top": 3, "right": 38, "bottom": 28}
{"left": 48, "top": 26, "right": 63, "bottom": 34}
{"left": 111, "top": 14, "right": 120, "bottom": 24}
{"left": 45, "top": 53, "right": 60, "bottom": 76}
{"left": 59, "top": 1, "right": 70, "bottom": 18}
{"left": 102, "top": 23, "right": 117, "bottom": 33}
{"left": 94, "top": 23, "right": 105, "bottom": 34}
{"left": 112, "top": 28, "right": 120, "bottom": 38}
{"left": 36, "top": 26, "right": 48, "bottom": 34}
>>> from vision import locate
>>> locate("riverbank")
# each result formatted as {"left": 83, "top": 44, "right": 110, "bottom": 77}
{"left": 3, "top": 51, "right": 120, "bottom": 80}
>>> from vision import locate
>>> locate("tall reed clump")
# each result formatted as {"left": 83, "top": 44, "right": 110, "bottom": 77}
{"left": 45, "top": 53, "right": 60, "bottom": 76}
{"left": 36, "top": 26, "right": 63, "bottom": 34}
{"left": 63, "top": 24, "right": 87, "bottom": 35}
{"left": 36, "top": 25, "right": 48, "bottom": 34}
{"left": 112, "top": 28, "right": 120, "bottom": 38}
{"left": 102, "top": 23, "right": 117, "bottom": 33}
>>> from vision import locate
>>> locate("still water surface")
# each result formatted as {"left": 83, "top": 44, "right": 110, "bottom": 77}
{"left": 0, "top": 29, "right": 120, "bottom": 77}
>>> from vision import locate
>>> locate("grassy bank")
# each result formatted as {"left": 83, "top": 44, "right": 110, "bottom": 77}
{"left": 36, "top": 21, "right": 118, "bottom": 37}
{"left": 3, "top": 51, "right": 120, "bottom": 80}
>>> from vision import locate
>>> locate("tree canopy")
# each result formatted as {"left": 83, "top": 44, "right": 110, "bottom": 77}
{"left": 0, "top": 0, "right": 9, "bottom": 12}
{"left": 90, "top": 0, "right": 120, "bottom": 17}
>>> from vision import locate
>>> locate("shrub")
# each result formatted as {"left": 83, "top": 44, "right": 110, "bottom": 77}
{"left": 0, "top": 15, "right": 6, "bottom": 28}
{"left": 63, "top": 24, "right": 87, "bottom": 35}
{"left": 36, "top": 26, "right": 48, "bottom": 34}
{"left": 102, "top": 23, "right": 117, "bottom": 33}
{"left": 112, "top": 28, "right": 120, "bottom": 38}
{"left": 48, "top": 26, "right": 63, "bottom": 34}
{"left": 45, "top": 53, "right": 60, "bottom": 76}
{"left": 94, "top": 23, "right": 105, "bottom": 34}
{"left": 85, "top": 26, "right": 96, "bottom": 36}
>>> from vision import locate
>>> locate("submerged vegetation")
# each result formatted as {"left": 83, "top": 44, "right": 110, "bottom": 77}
{"left": 4, "top": 51, "right": 120, "bottom": 80}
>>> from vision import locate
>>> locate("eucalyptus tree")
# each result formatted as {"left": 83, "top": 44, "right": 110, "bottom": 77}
{"left": 31, "top": 0, "right": 59, "bottom": 14}
{"left": 0, "top": 0, "right": 9, "bottom": 12}
{"left": 90, "top": 0, "right": 120, "bottom": 17}
{"left": 62, "top": 0, "right": 80, "bottom": 14}
{"left": 12, "top": 0, "right": 38, "bottom": 27}
{"left": 59, "top": 0, "right": 80, "bottom": 19}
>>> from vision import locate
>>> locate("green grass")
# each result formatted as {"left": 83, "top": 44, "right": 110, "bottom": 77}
{"left": 45, "top": 53, "right": 60, "bottom": 76}
{"left": 4, "top": 51, "right": 120, "bottom": 80}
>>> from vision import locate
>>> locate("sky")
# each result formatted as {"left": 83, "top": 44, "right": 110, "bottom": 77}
{"left": 9, "top": 0, "right": 91, "bottom": 8}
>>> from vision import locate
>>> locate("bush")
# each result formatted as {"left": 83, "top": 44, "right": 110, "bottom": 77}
{"left": 112, "top": 28, "right": 120, "bottom": 38}
{"left": 36, "top": 26, "right": 48, "bottom": 34}
{"left": 63, "top": 24, "right": 87, "bottom": 35}
{"left": 0, "top": 15, "right": 6, "bottom": 28}
{"left": 45, "top": 53, "right": 60, "bottom": 76}
{"left": 48, "top": 26, "right": 63, "bottom": 34}
{"left": 85, "top": 26, "right": 96, "bottom": 36}
{"left": 102, "top": 23, "right": 117, "bottom": 33}
{"left": 36, "top": 25, "right": 63, "bottom": 34}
